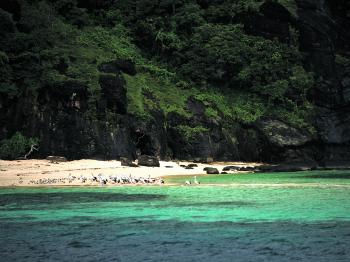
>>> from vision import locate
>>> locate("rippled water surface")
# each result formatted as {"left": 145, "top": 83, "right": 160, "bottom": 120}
{"left": 1, "top": 170, "right": 350, "bottom": 261}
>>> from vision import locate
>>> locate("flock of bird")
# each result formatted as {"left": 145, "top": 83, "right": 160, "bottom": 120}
{"left": 185, "top": 176, "right": 200, "bottom": 185}
{"left": 27, "top": 174, "right": 165, "bottom": 185}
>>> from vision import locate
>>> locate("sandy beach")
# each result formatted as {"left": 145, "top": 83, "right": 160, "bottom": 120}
{"left": 0, "top": 159, "right": 261, "bottom": 187}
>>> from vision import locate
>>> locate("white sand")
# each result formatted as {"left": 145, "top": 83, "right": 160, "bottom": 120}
{"left": 0, "top": 159, "right": 261, "bottom": 187}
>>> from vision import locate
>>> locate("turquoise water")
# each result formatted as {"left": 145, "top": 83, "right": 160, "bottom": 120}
{"left": 1, "top": 170, "right": 350, "bottom": 261}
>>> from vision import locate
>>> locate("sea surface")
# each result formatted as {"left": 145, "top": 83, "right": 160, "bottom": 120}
{"left": 1, "top": 170, "right": 350, "bottom": 261}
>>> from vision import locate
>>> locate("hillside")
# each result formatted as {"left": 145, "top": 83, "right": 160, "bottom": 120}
{"left": 0, "top": 0, "right": 349, "bottom": 164}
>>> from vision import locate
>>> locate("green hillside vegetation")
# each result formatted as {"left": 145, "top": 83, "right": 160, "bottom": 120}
{"left": 0, "top": 0, "right": 315, "bottom": 135}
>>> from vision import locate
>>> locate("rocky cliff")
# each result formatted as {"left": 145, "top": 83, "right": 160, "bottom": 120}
{"left": 0, "top": 0, "right": 349, "bottom": 164}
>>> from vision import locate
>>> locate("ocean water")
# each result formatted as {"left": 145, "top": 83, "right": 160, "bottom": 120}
{"left": 1, "top": 170, "right": 350, "bottom": 261}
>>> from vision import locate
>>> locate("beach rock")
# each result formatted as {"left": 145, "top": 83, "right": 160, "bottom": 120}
{"left": 46, "top": 156, "right": 67, "bottom": 163}
{"left": 187, "top": 163, "right": 198, "bottom": 168}
{"left": 120, "top": 157, "right": 138, "bottom": 167}
{"left": 137, "top": 155, "right": 160, "bottom": 167}
{"left": 204, "top": 167, "right": 219, "bottom": 174}
{"left": 239, "top": 166, "right": 256, "bottom": 172}
{"left": 222, "top": 166, "right": 240, "bottom": 171}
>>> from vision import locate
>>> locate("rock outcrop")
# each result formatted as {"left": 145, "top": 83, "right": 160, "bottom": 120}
{"left": 255, "top": 118, "right": 312, "bottom": 147}
{"left": 137, "top": 155, "right": 160, "bottom": 167}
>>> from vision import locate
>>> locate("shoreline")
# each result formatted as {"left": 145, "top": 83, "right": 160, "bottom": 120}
{"left": 0, "top": 159, "right": 261, "bottom": 187}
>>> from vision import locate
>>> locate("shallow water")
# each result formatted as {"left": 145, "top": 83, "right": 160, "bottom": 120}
{"left": 1, "top": 171, "right": 350, "bottom": 261}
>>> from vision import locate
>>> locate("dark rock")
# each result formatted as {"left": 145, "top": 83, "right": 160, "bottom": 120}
{"left": 186, "top": 97, "right": 206, "bottom": 117}
{"left": 180, "top": 164, "right": 187, "bottom": 168}
{"left": 223, "top": 165, "right": 256, "bottom": 172}
{"left": 0, "top": 9, "right": 15, "bottom": 35}
{"left": 222, "top": 166, "right": 240, "bottom": 171}
{"left": 0, "top": 0, "right": 21, "bottom": 21}
{"left": 120, "top": 157, "right": 138, "bottom": 167}
{"left": 138, "top": 155, "right": 160, "bottom": 167}
{"left": 239, "top": 166, "right": 256, "bottom": 172}
{"left": 255, "top": 118, "right": 312, "bottom": 147}
{"left": 99, "top": 74, "right": 127, "bottom": 114}
{"left": 260, "top": 1, "right": 293, "bottom": 22}
{"left": 185, "top": 166, "right": 194, "bottom": 169}
{"left": 187, "top": 163, "right": 198, "bottom": 168}
{"left": 241, "top": 11, "right": 291, "bottom": 43}
{"left": 257, "top": 161, "right": 318, "bottom": 173}
{"left": 165, "top": 165, "right": 173, "bottom": 168}
{"left": 39, "top": 80, "right": 88, "bottom": 111}
{"left": 315, "top": 107, "right": 350, "bottom": 144}
{"left": 319, "top": 160, "right": 350, "bottom": 170}
{"left": 221, "top": 171, "right": 228, "bottom": 174}
{"left": 98, "top": 59, "right": 136, "bottom": 75}
{"left": 204, "top": 167, "right": 219, "bottom": 174}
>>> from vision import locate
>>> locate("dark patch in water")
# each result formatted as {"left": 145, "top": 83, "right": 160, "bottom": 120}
{"left": 300, "top": 173, "right": 350, "bottom": 179}
{"left": 59, "top": 232, "right": 79, "bottom": 237}
{"left": 1, "top": 220, "right": 350, "bottom": 262}
{"left": 198, "top": 201, "right": 254, "bottom": 207}
{"left": 67, "top": 241, "right": 91, "bottom": 248}
{"left": 0, "top": 192, "right": 167, "bottom": 207}
{"left": 116, "top": 233, "right": 137, "bottom": 238}
{"left": 154, "top": 201, "right": 255, "bottom": 208}
{"left": 161, "top": 241, "right": 189, "bottom": 245}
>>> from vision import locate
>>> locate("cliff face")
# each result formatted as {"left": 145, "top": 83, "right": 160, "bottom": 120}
{"left": 0, "top": 0, "right": 349, "bottom": 163}
{"left": 296, "top": 0, "right": 350, "bottom": 162}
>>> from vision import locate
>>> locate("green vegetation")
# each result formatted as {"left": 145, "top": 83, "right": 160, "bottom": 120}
{"left": 176, "top": 125, "right": 209, "bottom": 140}
{"left": 0, "top": 0, "right": 316, "bottom": 138}
{"left": 0, "top": 132, "right": 39, "bottom": 160}
{"left": 335, "top": 54, "right": 350, "bottom": 67}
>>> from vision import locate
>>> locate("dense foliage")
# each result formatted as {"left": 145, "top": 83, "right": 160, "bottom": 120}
{"left": 0, "top": 132, "right": 38, "bottom": 159}
{"left": 0, "top": 0, "right": 316, "bottom": 153}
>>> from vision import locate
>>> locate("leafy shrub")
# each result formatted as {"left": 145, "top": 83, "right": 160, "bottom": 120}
{"left": 0, "top": 132, "right": 39, "bottom": 160}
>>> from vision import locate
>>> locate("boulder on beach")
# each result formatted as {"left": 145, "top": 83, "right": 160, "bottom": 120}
{"left": 137, "top": 155, "right": 160, "bottom": 167}
{"left": 223, "top": 165, "right": 256, "bottom": 172}
{"left": 120, "top": 157, "right": 138, "bottom": 167}
{"left": 222, "top": 166, "right": 240, "bottom": 171}
{"left": 204, "top": 167, "right": 219, "bottom": 174}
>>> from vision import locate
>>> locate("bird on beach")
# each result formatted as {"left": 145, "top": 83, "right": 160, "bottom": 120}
{"left": 193, "top": 176, "right": 200, "bottom": 185}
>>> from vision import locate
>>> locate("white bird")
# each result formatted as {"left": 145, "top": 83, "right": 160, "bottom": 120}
{"left": 193, "top": 176, "right": 200, "bottom": 185}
